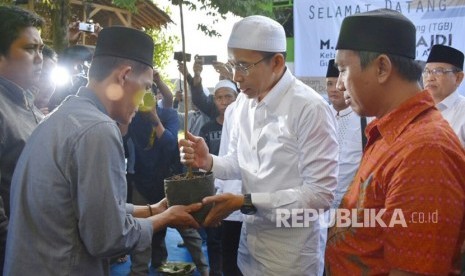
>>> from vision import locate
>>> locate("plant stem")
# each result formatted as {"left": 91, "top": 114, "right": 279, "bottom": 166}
{"left": 178, "top": 1, "right": 193, "bottom": 179}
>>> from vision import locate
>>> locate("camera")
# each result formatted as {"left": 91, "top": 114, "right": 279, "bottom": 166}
{"left": 78, "top": 22, "right": 95, "bottom": 33}
{"left": 174, "top": 51, "right": 191, "bottom": 62}
{"left": 197, "top": 55, "right": 217, "bottom": 65}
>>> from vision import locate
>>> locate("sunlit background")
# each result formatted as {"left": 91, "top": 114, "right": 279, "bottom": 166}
{"left": 157, "top": 0, "right": 241, "bottom": 91}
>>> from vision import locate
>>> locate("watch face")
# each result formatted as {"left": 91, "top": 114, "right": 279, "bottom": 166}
{"left": 241, "top": 194, "right": 256, "bottom": 215}
{"left": 240, "top": 205, "right": 257, "bottom": 215}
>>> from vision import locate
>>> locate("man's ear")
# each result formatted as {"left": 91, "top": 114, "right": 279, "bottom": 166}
{"left": 376, "top": 54, "right": 392, "bottom": 84}
{"left": 117, "top": 65, "right": 132, "bottom": 85}
{"left": 272, "top": 54, "right": 285, "bottom": 72}
{"left": 455, "top": 71, "right": 464, "bottom": 87}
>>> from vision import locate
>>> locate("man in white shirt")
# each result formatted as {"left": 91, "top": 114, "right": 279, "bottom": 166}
{"left": 326, "top": 59, "right": 365, "bottom": 208}
{"left": 423, "top": 44, "right": 465, "bottom": 146}
{"left": 180, "top": 15, "right": 338, "bottom": 275}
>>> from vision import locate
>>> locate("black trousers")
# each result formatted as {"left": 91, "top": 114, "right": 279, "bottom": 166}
{"left": 221, "top": 220, "right": 243, "bottom": 276}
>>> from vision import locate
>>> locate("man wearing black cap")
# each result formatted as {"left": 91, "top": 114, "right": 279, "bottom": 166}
{"left": 423, "top": 44, "right": 465, "bottom": 146}
{"left": 325, "top": 9, "right": 465, "bottom": 275}
{"left": 4, "top": 26, "right": 201, "bottom": 275}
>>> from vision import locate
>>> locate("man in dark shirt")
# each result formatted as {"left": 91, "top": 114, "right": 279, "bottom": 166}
{"left": 199, "top": 80, "right": 237, "bottom": 155}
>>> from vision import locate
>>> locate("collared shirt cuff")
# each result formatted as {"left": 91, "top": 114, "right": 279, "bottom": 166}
{"left": 126, "top": 203, "right": 134, "bottom": 214}
{"left": 211, "top": 154, "right": 220, "bottom": 172}
{"left": 251, "top": 193, "right": 272, "bottom": 210}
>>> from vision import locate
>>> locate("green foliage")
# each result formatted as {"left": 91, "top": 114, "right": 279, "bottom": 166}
{"left": 146, "top": 5, "right": 178, "bottom": 87}
{"left": 169, "top": 0, "right": 274, "bottom": 37}
{"left": 147, "top": 26, "right": 179, "bottom": 83}
{"left": 199, "top": 0, "right": 274, "bottom": 18}
{"left": 169, "top": 0, "right": 273, "bottom": 17}
{"left": 110, "top": 0, "right": 276, "bottom": 38}
{"left": 111, "top": 0, "right": 138, "bottom": 12}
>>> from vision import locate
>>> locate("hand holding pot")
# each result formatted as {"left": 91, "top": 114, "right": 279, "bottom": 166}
{"left": 179, "top": 132, "right": 212, "bottom": 171}
{"left": 155, "top": 203, "right": 202, "bottom": 230}
{"left": 202, "top": 193, "right": 244, "bottom": 227}
{"left": 151, "top": 198, "right": 168, "bottom": 215}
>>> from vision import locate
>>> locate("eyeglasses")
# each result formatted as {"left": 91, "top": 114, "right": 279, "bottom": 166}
{"left": 422, "top": 68, "right": 458, "bottom": 77}
{"left": 228, "top": 54, "right": 275, "bottom": 76}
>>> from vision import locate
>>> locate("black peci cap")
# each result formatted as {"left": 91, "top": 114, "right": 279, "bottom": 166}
{"left": 427, "top": 45, "right": 464, "bottom": 70}
{"left": 94, "top": 26, "right": 154, "bottom": 68}
{"left": 326, "top": 59, "right": 339, "bottom": 78}
{"left": 336, "top": 9, "right": 416, "bottom": 59}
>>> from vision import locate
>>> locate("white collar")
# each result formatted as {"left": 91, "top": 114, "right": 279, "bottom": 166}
{"left": 336, "top": 106, "right": 353, "bottom": 117}
{"left": 437, "top": 90, "right": 461, "bottom": 111}
{"left": 252, "top": 68, "right": 292, "bottom": 110}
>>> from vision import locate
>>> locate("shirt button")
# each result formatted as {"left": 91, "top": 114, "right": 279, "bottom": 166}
{"left": 252, "top": 146, "right": 256, "bottom": 150}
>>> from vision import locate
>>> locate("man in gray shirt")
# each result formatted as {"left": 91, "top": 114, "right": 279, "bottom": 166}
{"left": 4, "top": 26, "right": 201, "bottom": 275}
{"left": 0, "top": 6, "right": 45, "bottom": 272}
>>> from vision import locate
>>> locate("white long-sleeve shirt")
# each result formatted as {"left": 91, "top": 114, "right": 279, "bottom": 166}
{"left": 331, "top": 106, "right": 365, "bottom": 208}
{"left": 437, "top": 90, "right": 465, "bottom": 147}
{"left": 214, "top": 100, "right": 243, "bottom": 222}
{"left": 211, "top": 69, "right": 338, "bottom": 275}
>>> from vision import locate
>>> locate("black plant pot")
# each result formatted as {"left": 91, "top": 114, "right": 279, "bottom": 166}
{"left": 164, "top": 171, "right": 215, "bottom": 223}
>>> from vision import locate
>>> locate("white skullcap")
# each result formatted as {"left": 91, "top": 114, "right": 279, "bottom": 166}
{"left": 214, "top": 80, "right": 237, "bottom": 94}
{"left": 227, "top": 15, "right": 286, "bottom": 52}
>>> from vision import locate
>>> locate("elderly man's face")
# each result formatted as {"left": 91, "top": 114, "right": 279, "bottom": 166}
{"left": 0, "top": 26, "right": 43, "bottom": 90}
{"left": 422, "top": 62, "right": 464, "bottom": 103}
{"left": 229, "top": 48, "right": 278, "bottom": 102}
{"left": 335, "top": 50, "right": 378, "bottom": 117}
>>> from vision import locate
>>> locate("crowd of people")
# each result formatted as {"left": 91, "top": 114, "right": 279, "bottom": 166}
{"left": 0, "top": 3, "right": 465, "bottom": 276}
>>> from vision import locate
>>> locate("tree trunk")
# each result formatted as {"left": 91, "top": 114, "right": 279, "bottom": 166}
{"left": 51, "top": 0, "right": 70, "bottom": 53}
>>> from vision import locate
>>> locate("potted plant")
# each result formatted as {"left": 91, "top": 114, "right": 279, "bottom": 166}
{"left": 164, "top": 1, "right": 215, "bottom": 224}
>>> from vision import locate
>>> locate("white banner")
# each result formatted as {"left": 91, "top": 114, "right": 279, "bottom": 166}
{"left": 294, "top": 0, "right": 465, "bottom": 79}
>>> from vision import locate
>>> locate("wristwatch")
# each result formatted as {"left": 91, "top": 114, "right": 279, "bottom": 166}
{"left": 240, "top": 194, "right": 257, "bottom": 215}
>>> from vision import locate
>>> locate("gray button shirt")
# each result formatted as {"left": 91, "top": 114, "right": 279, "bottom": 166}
{"left": 4, "top": 87, "right": 153, "bottom": 275}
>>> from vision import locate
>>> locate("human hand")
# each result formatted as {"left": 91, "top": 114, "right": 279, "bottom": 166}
{"left": 68, "top": 20, "right": 83, "bottom": 45}
{"left": 174, "top": 90, "right": 183, "bottom": 102}
{"left": 213, "top": 61, "right": 234, "bottom": 80}
{"left": 202, "top": 193, "right": 243, "bottom": 227}
{"left": 164, "top": 203, "right": 202, "bottom": 229}
{"left": 177, "top": 61, "right": 189, "bottom": 77}
{"left": 151, "top": 198, "right": 168, "bottom": 215}
{"left": 179, "top": 132, "right": 211, "bottom": 170}
{"left": 153, "top": 70, "right": 162, "bottom": 84}
{"left": 193, "top": 55, "right": 203, "bottom": 77}
{"left": 89, "top": 22, "right": 103, "bottom": 38}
